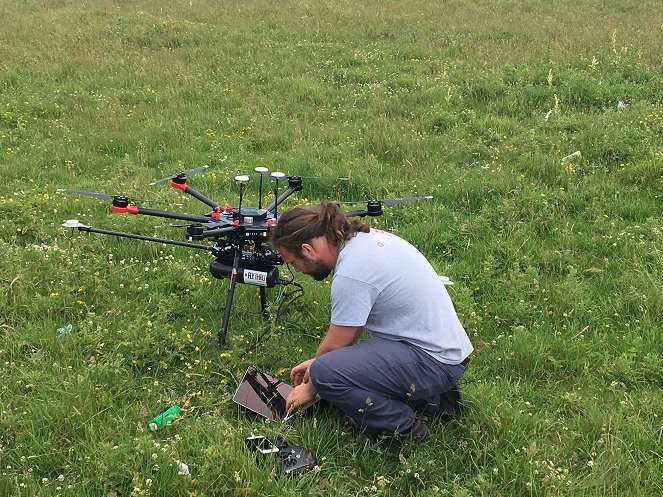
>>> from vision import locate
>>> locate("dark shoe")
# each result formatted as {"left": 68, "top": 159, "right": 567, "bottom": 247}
{"left": 344, "top": 415, "right": 358, "bottom": 427}
{"left": 364, "top": 416, "right": 429, "bottom": 452}
{"left": 438, "top": 386, "right": 465, "bottom": 422}
{"left": 406, "top": 416, "right": 429, "bottom": 442}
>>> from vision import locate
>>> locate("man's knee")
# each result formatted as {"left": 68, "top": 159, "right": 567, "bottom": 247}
{"left": 309, "top": 354, "right": 338, "bottom": 393}
{"left": 308, "top": 356, "right": 326, "bottom": 386}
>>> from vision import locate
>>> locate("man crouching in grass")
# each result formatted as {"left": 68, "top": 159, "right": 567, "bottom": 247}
{"left": 269, "top": 201, "right": 473, "bottom": 451}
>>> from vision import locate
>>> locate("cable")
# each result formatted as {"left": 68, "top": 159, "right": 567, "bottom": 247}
{"left": 275, "top": 282, "right": 304, "bottom": 321}
{"left": 241, "top": 282, "right": 304, "bottom": 356}
{"left": 240, "top": 266, "right": 305, "bottom": 356}
{"left": 274, "top": 284, "right": 285, "bottom": 304}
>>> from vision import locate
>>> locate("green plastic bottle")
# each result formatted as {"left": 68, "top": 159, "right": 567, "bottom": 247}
{"left": 148, "top": 405, "right": 182, "bottom": 431}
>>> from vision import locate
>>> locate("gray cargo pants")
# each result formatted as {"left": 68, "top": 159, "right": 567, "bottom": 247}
{"left": 309, "top": 336, "right": 466, "bottom": 434}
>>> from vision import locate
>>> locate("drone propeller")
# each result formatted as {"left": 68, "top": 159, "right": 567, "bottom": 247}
{"left": 56, "top": 188, "right": 165, "bottom": 203}
{"left": 299, "top": 175, "right": 349, "bottom": 181}
{"left": 247, "top": 173, "right": 349, "bottom": 181}
{"left": 342, "top": 196, "right": 433, "bottom": 206}
{"left": 343, "top": 196, "right": 433, "bottom": 217}
{"left": 382, "top": 195, "right": 433, "bottom": 205}
{"left": 149, "top": 165, "right": 209, "bottom": 185}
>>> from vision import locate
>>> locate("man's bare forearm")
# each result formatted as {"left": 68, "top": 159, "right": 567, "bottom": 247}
{"left": 315, "top": 324, "right": 364, "bottom": 357}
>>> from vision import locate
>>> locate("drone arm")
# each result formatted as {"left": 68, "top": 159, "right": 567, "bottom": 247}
{"left": 111, "top": 205, "right": 212, "bottom": 223}
{"left": 171, "top": 182, "right": 220, "bottom": 209}
{"left": 345, "top": 201, "right": 383, "bottom": 218}
{"left": 344, "top": 209, "right": 382, "bottom": 218}
{"left": 197, "top": 226, "right": 238, "bottom": 239}
{"left": 73, "top": 225, "right": 214, "bottom": 252}
{"left": 265, "top": 177, "right": 303, "bottom": 213}
{"left": 265, "top": 187, "right": 297, "bottom": 213}
{"left": 185, "top": 225, "right": 238, "bottom": 241}
{"left": 343, "top": 198, "right": 430, "bottom": 219}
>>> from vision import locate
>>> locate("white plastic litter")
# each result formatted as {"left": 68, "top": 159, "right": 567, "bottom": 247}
{"left": 176, "top": 460, "right": 190, "bottom": 476}
{"left": 561, "top": 151, "right": 581, "bottom": 163}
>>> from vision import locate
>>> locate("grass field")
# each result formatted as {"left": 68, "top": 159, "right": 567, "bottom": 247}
{"left": 1, "top": 0, "right": 662, "bottom": 495}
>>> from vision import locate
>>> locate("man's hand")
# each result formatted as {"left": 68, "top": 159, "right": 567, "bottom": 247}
{"left": 290, "top": 358, "right": 315, "bottom": 386}
{"left": 290, "top": 326, "right": 363, "bottom": 386}
{"left": 285, "top": 381, "right": 317, "bottom": 414}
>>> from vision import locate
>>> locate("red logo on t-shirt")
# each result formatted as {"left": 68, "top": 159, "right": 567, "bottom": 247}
{"left": 373, "top": 230, "right": 393, "bottom": 248}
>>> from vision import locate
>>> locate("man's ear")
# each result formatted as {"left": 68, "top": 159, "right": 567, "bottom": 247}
{"left": 300, "top": 242, "right": 316, "bottom": 259}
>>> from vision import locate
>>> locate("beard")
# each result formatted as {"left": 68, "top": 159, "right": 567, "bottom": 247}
{"left": 307, "top": 260, "right": 333, "bottom": 281}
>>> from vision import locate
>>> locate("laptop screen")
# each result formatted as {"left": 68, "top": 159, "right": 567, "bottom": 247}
{"left": 232, "top": 366, "right": 293, "bottom": 420}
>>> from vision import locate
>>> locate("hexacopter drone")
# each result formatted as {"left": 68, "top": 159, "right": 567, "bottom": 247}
{"left": 59, "top": 165, "right": 431, "bottom": 345}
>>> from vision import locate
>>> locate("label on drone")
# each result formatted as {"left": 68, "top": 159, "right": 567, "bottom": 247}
{"left": 243, "top": 269, "right": 268, "bottom": 287}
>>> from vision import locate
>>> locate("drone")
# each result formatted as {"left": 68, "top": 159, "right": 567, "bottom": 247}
{"left": 59, "top": 165, "right": 432, "bottom": 346}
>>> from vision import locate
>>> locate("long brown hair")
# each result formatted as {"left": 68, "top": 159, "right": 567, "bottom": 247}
{"left": 269, "top": 201, "right": 370, "bottom": 256}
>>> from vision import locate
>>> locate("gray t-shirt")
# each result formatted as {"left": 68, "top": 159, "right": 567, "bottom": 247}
{"left": 331, "top": 229, "right": 473, "bottom": 364}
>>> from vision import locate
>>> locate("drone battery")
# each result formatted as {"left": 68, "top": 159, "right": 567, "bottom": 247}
{"left": 209, "top": 260, "right": 279, "bottom": 287}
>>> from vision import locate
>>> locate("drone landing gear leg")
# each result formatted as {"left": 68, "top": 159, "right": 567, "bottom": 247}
{"left": 218, "top": 250, "right": 241, "bottom": 347}
{"left": 259, "top": 287, "right": 268, "bottom": 316}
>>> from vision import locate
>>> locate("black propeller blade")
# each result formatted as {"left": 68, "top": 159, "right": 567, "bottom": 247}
{"left": 341, "top": 196, "right": 433, "bottom": 206}
{"left": 57, "top": 189, "right": 175, "bottom": 204}
{"left": 382, "top": 196, "right": 433, "bottom": 205}
{"left": 247, "top": 174, "right": 349, "bottom": 181}
{"left": 150, "top": 165, "right": 209, "bottom": 185}
{"left": 343, "top": 196, "right": 433, "bottom": 217}
{"left": 57, "top": 189, "right": 146, "bottom": 202}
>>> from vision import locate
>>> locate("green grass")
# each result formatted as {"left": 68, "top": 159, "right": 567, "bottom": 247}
{"left": 1, "top": 0, "right": 662, "bottom": 495}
